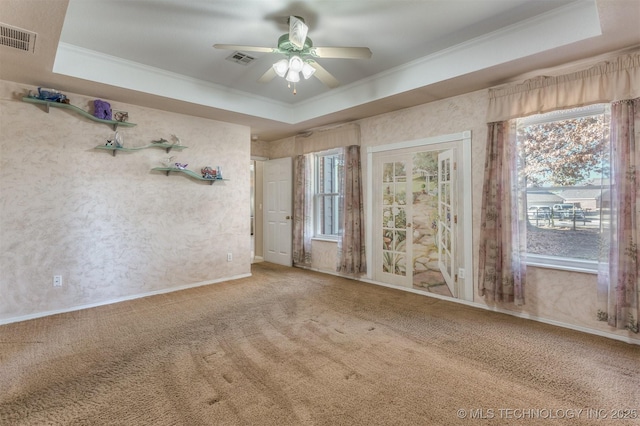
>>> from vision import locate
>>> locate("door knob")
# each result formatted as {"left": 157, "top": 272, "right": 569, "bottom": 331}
{"left": 407, "top": 223, "right": 412, "bottom": 228}
{"left": 286, "top": 215, "right": 291, "bottom": 220}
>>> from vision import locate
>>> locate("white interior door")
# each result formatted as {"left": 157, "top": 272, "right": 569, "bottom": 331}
{"left": 437, "top": 150, "right": 456, "bottom": 296}
{"left": 263, "top": 157, "right": 292, "bottom": 266}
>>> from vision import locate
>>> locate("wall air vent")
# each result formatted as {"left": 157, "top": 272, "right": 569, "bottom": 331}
{"left": 225, "top": 51, "right": 256, "bottom": 65}
{"left": 0, "top": 23, "right": 37, "bottom": 53}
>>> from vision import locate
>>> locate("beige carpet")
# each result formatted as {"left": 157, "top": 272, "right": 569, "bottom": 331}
{"left": 0, "top": 262, "right": 638, "bottom": 425}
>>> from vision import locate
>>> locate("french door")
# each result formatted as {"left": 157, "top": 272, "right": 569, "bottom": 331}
{"left": 377, "top": 154, "right": 412, "bottom": 287}
{"left": 437, "top": 150, "right": 456, "bottom": 295}
{"left": 373, "top": 148, "right": 457, "bottom": 294}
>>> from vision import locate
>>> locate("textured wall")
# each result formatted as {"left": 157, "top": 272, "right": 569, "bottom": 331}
{"left": 266, "top": 88, "right": 636, "bottom": 342}
{"left": 250, "top": 139, "right": 269, "bottom": 159}
{"left": 0, "top": 80, "right": 251, "bottom": 322}
{"left": 359, "top": 89, "right": 636, "bottom": 342}
{"left": 268, "top": 136, "right": 296, "bottom": 160}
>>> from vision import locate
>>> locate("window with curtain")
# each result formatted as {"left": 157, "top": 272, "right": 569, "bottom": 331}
{"left": 315, "top": 150, "right": 343, "bottom": 239}
{"left": 480, "top": 51, "right": 638, "bottom": 316}
{"left": 292, "top": 124, "right": 364, "bottom": 272}
{"left": 515, "top": 104, "right": 610, "bottom": 272}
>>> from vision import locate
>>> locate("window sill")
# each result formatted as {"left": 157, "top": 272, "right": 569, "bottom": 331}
{"left": 526, "top": 254, "right": 597, "bottom": 274}
{"left": 312, "top": 237, "right": 339, "bottom": 243}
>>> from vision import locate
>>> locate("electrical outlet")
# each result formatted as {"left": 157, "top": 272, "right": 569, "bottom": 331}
{"left": 458, "top": 268, "right": 465, "bottom": 279}
{"left": 53, "top": 275, "right": 62, "bottom": 287}
{"left": 227, "top": 252, "right": 232, "bottom": 262}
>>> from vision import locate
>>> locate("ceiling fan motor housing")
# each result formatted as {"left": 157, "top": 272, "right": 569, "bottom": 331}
{"left": 277, "top": 34, "right": 312, "bottom": 54}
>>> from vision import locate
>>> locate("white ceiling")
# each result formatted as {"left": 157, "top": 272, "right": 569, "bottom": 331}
{"left": 1, "top": 0, "right": 639, "bottom": 141}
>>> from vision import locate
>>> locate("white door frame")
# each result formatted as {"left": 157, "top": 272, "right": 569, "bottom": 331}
{"left": 366, "top": 131, "right": 473, "bottom": 302}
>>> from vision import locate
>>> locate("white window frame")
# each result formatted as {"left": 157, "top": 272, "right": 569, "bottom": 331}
{"left": 517, "top": 104, "right": 609, "bottom": 274}
{"left": 313, "top": 149, "right": 343, "bottom": 241}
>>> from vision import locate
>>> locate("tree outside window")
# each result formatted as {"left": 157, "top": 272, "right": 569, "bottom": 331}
{"left": 516, "top": 104, "right": 610, "bottom": 269}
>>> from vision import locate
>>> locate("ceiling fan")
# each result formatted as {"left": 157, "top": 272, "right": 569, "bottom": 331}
{"left": 213, "top": 16, "right": 372, "bottom": 94}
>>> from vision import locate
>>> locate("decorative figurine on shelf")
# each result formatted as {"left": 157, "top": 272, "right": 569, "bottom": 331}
{"left": 152, "top": 138, "right": 168, "bottom": 144}
{"left": 93, "top": 99, "right": 112, "bottom": 120}
{"left": 162, "top": 156, "right": 176, "bottom": 167}
{"left": 201, "top": 166, "right": 216, "bottom": 179}
{"left": 216, "top": 166, "right": 222, "bottom": 179}
{"left": 174, "top": 162, "right": 188, "bottom": 170}
{"left": 105, "top": 131, "right": 123, "bottom": 148}
{"left": 35, "top": 87, "right": 69, "bottom": 103}
{"left": 114, "top": 131, "right": 123, "bottom": 148}
{"left": 114, "top": 111, "right": 129, "bottom": 122}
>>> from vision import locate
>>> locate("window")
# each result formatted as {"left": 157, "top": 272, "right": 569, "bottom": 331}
{"left": 516, "top": 104, "right": 610, "bottom": 272}
{"left": 315, "top": 150, "right": 343, "bottom": 239}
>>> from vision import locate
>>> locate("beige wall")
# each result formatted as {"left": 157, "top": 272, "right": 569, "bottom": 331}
{"left": 0, "top": 80, "right": 251, "bottom": 322}
{"left": 265, "top": 88, "right": 638, "bottom": 344}
{"left": 4, "top": 73, "right": 636, "bottom": 342}
{"left": 251, "top": 139, "right": 269, "bottom": 159}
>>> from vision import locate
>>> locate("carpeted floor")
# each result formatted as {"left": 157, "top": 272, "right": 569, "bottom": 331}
{"left": 0, "top": 262, "right": 638, "bottom": 425}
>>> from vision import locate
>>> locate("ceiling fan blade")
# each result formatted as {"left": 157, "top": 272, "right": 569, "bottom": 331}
{"left": 308, "top": 60, "right": 339, "bottom": 89}
{"left": 310, "top": 46, "right": 372, "bottom": 59}
{"left": 289, "top": 16, "right": 309, "bottom": 50}
{"left": 258, "top": 67, "right": 277, "bottom": 84}
{"left": 213, "top": 44, "right": 276, "bottom": 53}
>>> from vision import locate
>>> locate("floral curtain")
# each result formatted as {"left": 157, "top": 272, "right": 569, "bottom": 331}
{"left": 478, "top": 121, "right": 527, "bottom": 305}
{"left": 597, "top": 98, "right": 639, "bottom": 333}
{"left": 337, "top": 145, "right": 366, "bottom": 275}
{"left": 292, "top": 153, "right": 313, "bottom": 267}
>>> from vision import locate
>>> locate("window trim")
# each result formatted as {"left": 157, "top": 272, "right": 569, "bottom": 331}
{"left": 526, "top": 254, "right": 598, "bottom": 274}
{"left": 313, "top": 149, "right": 342, "bottom": 240}
{"left": 517, "top": 103, "right": 609, "bottom": 273}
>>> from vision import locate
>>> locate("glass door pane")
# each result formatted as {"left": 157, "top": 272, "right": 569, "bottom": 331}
{"left": 381, "top": 160, "right": 409, "bottom": 281}
{"left": 438, "top": 150, "right": 455, "bottom": 296}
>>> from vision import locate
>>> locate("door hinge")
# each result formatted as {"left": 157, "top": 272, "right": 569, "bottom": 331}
{"left": 453, "top": 162, "right": 457, "bottom": 171}
{"left": 454, "top": 215, "right": 458, "bottom": 224}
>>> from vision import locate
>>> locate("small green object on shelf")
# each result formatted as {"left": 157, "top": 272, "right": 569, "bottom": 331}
{"left": 95, "top": 143, "right": 187, "bottom": 156}
{"left": 22, "top": 96, "right": 137, "bottom": 130}
{"left": 152, "top": 167, "right": 228, "bottom": 185}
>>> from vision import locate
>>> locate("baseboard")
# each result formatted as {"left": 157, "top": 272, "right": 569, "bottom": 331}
{"left": 294, "top": 264, "right": 363, "bottom": 280}
{"left": 359, "top": 277, "right": 640, "bottom": 346}
{"left": 4, "top": 269, "right": 637, "bottom": 346}
{"left": 0, "top": 273, "right": 252, "bottom": 326}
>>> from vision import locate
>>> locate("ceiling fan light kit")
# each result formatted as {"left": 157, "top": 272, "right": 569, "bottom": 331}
{"left": 301, "top": 62, "right": 316, "bottom": 79}
{"left": 273, "top": 59, "right": 289, "bottom": 77}
{"left": 273, "top": 55, "right": 317, "bottom": 86}
{"left": 214, "top": 15, "right": 371, "bottom": 95}
{"left": 286, "top": 69, "right": 300, "bottom": 83}
{"left": 288, "top": 55, "right": 304, "bottom": 73}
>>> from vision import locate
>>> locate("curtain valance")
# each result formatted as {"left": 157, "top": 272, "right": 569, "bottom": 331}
{"left": 294, "top": 123, "right": 360, "bottom": 155}
{"left": 487, "top": 52, "right": 640, "bottom": 122}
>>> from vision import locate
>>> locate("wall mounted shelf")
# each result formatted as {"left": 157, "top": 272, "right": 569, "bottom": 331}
{"left": 152, "top": 167, "right": 227, "bottom": 185}
{"left": 22, "top": 96, "right": 137, "bottom": 130}
{"left": 95, "top": 143, "right": 187, "bottom": 156}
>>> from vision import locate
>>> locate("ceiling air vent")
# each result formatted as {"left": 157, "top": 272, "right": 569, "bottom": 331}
{"left": 0, "top": 23, "right": 37, "bottom": 53}
{"left": 225, "top": 51, "right": 256, "bottom": 65}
